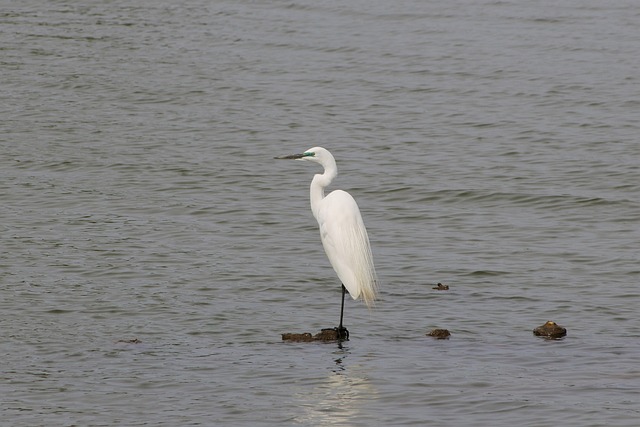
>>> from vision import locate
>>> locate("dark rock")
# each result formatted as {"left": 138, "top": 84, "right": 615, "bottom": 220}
{"left": 116, "top": 338, "right": 142, "bottom": 344}
{"left": 533, "top": 321, "right": 567, "bottom": 339}
{"left": 282, "top": 328, "right": 346, "bottom": 342}
{"left": 427, "top": 328, "right": 451, "bottom": 339}
{"left": 281, "top": 332, "right": 314, "bottom": 342}
{"left": 314, "top": 329, "right": 340, "bottom": 341}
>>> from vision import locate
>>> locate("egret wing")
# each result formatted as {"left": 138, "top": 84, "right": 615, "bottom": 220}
{"left": 316, "top": 190, "right": 378, "bottom": 307}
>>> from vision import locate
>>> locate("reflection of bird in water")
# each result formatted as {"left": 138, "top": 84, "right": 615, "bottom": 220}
{"left": 292, "top": 348, "right": 377, "bottom": 426}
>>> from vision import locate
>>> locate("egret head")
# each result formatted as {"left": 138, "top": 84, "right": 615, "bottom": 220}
{"left": 275, "top": 147, "right": 334, "bottom": 166}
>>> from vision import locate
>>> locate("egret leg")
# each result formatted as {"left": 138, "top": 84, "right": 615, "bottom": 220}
{"left": 336, "top": 284, "right": 349, "bottom": 340}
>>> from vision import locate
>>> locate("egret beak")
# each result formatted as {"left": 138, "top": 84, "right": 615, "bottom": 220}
{"left": 274, "top": 153, "right": 304, "bottom": 160}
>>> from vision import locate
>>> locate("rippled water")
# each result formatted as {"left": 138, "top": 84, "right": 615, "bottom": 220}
{"left": 2, "top": 0, "right": 639, "bottom": 425}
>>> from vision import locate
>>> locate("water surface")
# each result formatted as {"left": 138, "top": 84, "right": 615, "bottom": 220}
{"left": 2, "top": 0, "right": 639, "bottom": 425}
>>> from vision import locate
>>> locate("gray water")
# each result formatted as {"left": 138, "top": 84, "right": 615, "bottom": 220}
{"left": 2, "top": 0, "right": 639, "bottom": 425}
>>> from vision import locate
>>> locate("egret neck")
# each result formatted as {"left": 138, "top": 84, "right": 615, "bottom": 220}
{"left": 309, "top": 155, "right": 337, "bottom": 220}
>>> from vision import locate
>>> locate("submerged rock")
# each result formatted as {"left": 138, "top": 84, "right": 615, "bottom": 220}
{"left": 115, "top": 338, "right": 142, "bottom": 344}
{"left": 281, "top": 332, "right": 315, "bottom": 342}
{"left": 282, "top": 328, "right": 347, "bottom": 342}
{"left": 533, "top": 321, "right": 567, "bottom": 339}
{"left": 427, "top": 328, "right": 451, "bottom": 339}
{"left": 432, "top": 283, "right": 449, "bottom": 290}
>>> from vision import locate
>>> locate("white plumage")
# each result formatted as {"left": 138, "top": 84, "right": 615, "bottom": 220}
{"left": 315, "top": 188, "right": 378, "bottom": 307}
{"left": 276, "top": 147, "right": 378, "bottom": 324}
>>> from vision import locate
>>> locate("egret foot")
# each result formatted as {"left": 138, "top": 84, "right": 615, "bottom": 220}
{"left": 335, "top": 326, "right": 349, "bottom": 341}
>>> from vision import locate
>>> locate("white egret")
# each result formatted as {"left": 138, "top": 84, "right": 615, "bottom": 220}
{"left": 276, "top": 147, "right": 378, "bottom": 339}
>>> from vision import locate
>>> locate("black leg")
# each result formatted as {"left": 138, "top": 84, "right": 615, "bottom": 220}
{"left": 336, "top": 284, "right": 349, "bottom": 340}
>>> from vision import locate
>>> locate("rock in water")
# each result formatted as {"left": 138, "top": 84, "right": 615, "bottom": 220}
{"left": 427, "top": 328, "right": 451, "bottom": 339}
{"left": 115, "top": 338, "right": 142, "bottom": 344}
{"left": 282, "top": 328, "right": 346, "bottom": 342}
{"left": 533, "top": 321, "right": 567, "bottom": 339}
{"left": 281, "top": 332, "right": 314, "bottom": 342}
